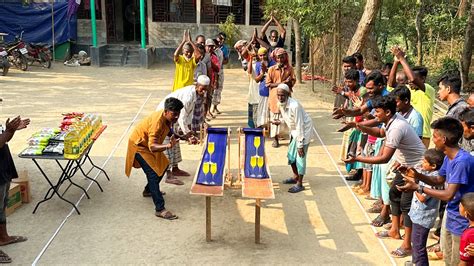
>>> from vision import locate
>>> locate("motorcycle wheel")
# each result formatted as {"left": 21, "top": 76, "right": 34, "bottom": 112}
{"left": 40, "top": 53, "right": 51, "bottom": 68}
{"left": 19, "top": 55, "right": 28, "bottom": 71}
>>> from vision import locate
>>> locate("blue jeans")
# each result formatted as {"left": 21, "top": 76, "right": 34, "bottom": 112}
{"left": 411, "top": 223, "right": 430, "bottom": 266}
{"left": 135, "top": 153, "right": 165, "bottom": 212}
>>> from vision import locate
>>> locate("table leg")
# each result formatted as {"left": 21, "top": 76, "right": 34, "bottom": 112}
{"left": 32, "top": 159, "right": 81, "bottom": 215}
{"left": 255, "top": 199, "right": 261, "bottom": 244}
{"left": 206, "top": 196, "right": 211, "bottom": 242}
{"left": 85, "top": 154, "right": 110, "bottom": 181}
{"left": 75, "top": 160, "right": 104, "bottom": 192}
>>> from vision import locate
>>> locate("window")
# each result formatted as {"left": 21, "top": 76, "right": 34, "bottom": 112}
{"left": 77, "top": 0, "right": 103, "bottom": 20}
{"left": 249, "top": 0, "right": 264, "bottom": 25}
{"left": 201, "top": 0, "right": 245, "bottom": 25}
{"left": 152, "top": 0, "right": 196, "bottom": 23}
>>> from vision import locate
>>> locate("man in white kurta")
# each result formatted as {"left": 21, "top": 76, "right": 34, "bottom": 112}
{"left": 153, "top": 75, "right": 209, "bottom": 187}
{"left": 273, "top": 84, "right": 315, "bottom": 193}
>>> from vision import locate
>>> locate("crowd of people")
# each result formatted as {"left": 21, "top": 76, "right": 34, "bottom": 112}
{"left": 2, "top": 14, "right": 474, "bottom": 265}
{"left": 331, "top": 46, "right": 474, "bottom": 265}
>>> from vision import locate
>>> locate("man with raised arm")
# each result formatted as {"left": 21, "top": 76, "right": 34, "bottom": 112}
{"left": 172, "top": 30, "right": 201, "bottom": 91}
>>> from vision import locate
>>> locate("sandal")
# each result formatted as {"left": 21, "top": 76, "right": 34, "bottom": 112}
{"left": 271, "top": 140, "right": 279, "bottom": 148}
{"left": 282, "top": 178, "right": 297, "bottom": 184}
{"left": 0, "top": 236, "right": 27, "bottom": 246}
{"left": 383, "top": 222, "right": 392, "bottom": 230}
{"left": 288, "top": 185, "right": 305, "bottom": 193}
{"left": 427, "top": 243, "right": 440, "bottom": 253}
{"left": 165, "top": 177, "right": 184, "bottom": 186}
{"left": 371, "top": 215, "right": 390, "bottom": 227}
{"left": 367, "top": 205, "right": 382, "bottom": 213}
{"left": 391, "top": 247, "right": 412, "bottom": 258}
{"left": 0, "top": 250, "right": 11, "bottom": 264}
{"left": 155, "top": 210, "right": 178, "bottom": 220}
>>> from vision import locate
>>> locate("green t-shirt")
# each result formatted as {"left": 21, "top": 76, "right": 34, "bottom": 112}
{"left": 410, "top": 83, "right": 435, "bottom": 138}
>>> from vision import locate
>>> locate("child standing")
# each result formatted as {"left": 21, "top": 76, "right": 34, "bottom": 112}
{"left": 459, "top": 192, "right": 474, "bottom": 265}
{"left": 407, "top": 148, "right": 445, "bottom": 266}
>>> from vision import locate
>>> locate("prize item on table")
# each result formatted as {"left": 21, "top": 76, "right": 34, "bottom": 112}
{"left": 43, "top": 142, "right": 64, "bottom": 155}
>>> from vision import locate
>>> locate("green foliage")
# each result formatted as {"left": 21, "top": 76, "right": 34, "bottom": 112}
{"left": 218, "top": 14, "right": 241, "bottom": 47}
{"left": 263, "top": 0, "right": 337, "bottom": 38}
{"left": 439, "top": 57, "right": 459, "bottom": 74}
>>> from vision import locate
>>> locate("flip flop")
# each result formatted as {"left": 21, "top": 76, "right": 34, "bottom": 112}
{"left": 367, "top": 205, "right": 382, "bottom": 213}
{"left": 391, "top": 247, "right": 412, "bottom": 258}
{"left": 0, "top": 250, "right": 11, "bottom": 264}
{"left": 155, "top": 210, "right": 178, "bottom": 220}
{"left": 375, "top": 231, "right": 391, "bottom": 238}
{"left": 0, "top": 236, "right": 27, "bottom": 246}
{"left": 165, "top": 177, "right": 184, "bottom": 186}
{"left": 288, "top": 185, "right": 305, "bottom": 193}
{"left": 371, "top": 215, "right": 390, "bottom": 227}
{"left": 282, "top": 178, "right": 297, "bottom": 184}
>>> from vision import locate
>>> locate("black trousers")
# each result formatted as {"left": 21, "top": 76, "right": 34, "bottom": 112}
{"left": 389, "top": 172, "right": 414, "bottom": 228}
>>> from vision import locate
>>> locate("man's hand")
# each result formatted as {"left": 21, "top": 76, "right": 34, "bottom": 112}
{"left": 271, "top": 119, "right": 281, "bottom": 126}
{"left": 396, "top": 178, "right": 418, "bottom": 192}
{"left": 170, "top": 135, "right": 178, "bottom": 148}
{"left": 332, "top": 107, "right": 345, "bottom": 119}
{"left": 400, "top": 166, "right": 419, "bottom": 180}
{"left": 5, "top": 116, "right": 21, "bottom": 133}
{"left": 186, "top": 30, "right": 192, "bottom": 43}
{"left": 188, "top": 135, "right": 199, "bottom": 145}
{"left": 331, "top": 86, "right": 343, "bottom": 95}
{"left": 17, "top": 118, "right": 30, "bottom": 130}
{"left": 343, "top": 155, "right": 357, "bottom": 164}
{"left": 182, "top": 30, "right": 187, "bottom": 43}
{"left": 337, "top": 121, "right": 356, "bottom": 132}
{"left": 297, "top": 147, "right": 305, "bottom": 157}
{"left": 465, "top": 243, "right": 474, "bottom": 257}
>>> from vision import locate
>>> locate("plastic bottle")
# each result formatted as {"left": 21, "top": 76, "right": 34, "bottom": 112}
{"left": 64, "top": 128, "right": 80, "bottom": 159}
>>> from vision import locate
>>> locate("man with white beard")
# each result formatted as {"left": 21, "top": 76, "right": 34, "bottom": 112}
{"left": 272, "top": 84, "right": 315, "bottom": 193}
{"left": 260, "top": 15, "right": 286, "bottom": 54}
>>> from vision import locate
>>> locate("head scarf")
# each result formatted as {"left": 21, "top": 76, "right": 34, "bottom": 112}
{"left": 257, "top": 47, "right": 268, "bottom": 55}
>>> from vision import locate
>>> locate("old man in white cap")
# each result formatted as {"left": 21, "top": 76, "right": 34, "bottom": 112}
{"left": 272, "top": 83, "right": 315, "bottom": 193}
{"left": 141, "top": 75, "right": 209, "bottom": 197}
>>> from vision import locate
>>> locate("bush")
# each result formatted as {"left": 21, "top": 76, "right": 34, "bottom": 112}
{"left": 218, "top": 14, "right": 241, "bottom": 47}
{"left": 439, "top": 57, "right": 459, "bottom": 75}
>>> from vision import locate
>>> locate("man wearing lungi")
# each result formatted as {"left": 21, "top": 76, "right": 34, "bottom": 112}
{"left": 273, "top": 84, "right": 315, "bottom": 193}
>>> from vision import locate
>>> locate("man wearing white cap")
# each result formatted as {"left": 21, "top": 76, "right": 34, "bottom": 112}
{"left": 141, "top": 75, "right": 209, "bottom": 195}
{"left": 273, "top": 83, "right": 315, "bottom": 193}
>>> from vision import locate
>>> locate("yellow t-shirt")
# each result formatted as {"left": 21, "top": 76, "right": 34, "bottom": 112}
{"left": 410, "top": 83, "right": 435, "bottom": 138}
{"left": 172, "top": 55, "right": 197, "bottom": 91}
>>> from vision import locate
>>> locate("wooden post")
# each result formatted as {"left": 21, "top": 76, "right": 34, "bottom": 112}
{"left": 206, "top": 196, "right": 211, "bottom": 242}
{"left": 255, "top": 199, "right": 261, "bottom": 244}
{"left": 237, "top": 128, "right": 241, "bottom": 183}
{"left": 200, "top": 124, "right": 204, "bottom": 146}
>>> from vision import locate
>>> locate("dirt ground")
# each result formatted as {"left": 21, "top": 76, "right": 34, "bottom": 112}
{"left": 0, "top": 63, "right": 444, "bottom": 265}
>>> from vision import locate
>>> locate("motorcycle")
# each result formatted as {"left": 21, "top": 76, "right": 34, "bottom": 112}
{"left": 27, "top": 43, "right": 52, "bottom": 68}
{"left": 3, "top": 31, "right": 28, "bottom": 71}
{"left": 0, "top": 47, "right": 10, "bottom": 76}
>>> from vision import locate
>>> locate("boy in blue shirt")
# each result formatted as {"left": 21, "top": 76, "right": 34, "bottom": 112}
{"left": 397, "top": 117, "right": 474, "bottom": 265}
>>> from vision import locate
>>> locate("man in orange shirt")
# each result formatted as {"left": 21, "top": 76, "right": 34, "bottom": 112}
{"left": 125, "top": 98, "right": 184, "bottom": 220}
{"left": 265, "top": 48, "right": 295, "bottom": 147}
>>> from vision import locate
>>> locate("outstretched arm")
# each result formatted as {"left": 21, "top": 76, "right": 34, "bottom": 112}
{"left": 387, "top": 59, "right": 399, "bottom": 88}
{"left": 273, "top": 15, "right": 286, "bottom": 39}
{"left": 174, "top": 30, "right": 187, "bottom": 62}
{"left": 187, "top": 31, "right": 201, "bottom": 61}
{"left": 393, "top": 47, "right": 425, "bottom": 91}
{"left": 260, "top": 17, "right": 273, "bottom": 39}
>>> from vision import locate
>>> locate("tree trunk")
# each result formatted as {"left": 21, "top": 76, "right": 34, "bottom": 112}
{"left": 331, "top": 9, "right": 339, "bottom": 86}
{"left": 415, "top": 0, "right": 424, "bottom": 65}
{"left": 293, "top": 18, "right": 302, "bottom": 84}
{"left": 461, "top": 2, "right": 474, "bottom": 90}
{"left": 457, "top": 0, "right": 468, "bottom": 18}
{"left": 346, "top": 0, "right": 382, "bottom": 55}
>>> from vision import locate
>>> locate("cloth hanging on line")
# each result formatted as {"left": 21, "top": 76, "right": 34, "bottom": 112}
{"left": 212, "top": 0, "right": 232, "bottom": 7}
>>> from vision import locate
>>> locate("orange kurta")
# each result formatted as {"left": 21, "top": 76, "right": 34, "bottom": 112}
{"left": 125, "top": 111, "right": 170, "bottom": 177}
{"left": 265, "top": 65, "right": 296, "bottom": 114}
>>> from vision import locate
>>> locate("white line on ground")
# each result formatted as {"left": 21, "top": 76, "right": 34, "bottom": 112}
{"left": 312, "top": 127, "right": 397, "bottom": 266}
{"left": 32, "top": 93, "right": 153, "bottom": 265}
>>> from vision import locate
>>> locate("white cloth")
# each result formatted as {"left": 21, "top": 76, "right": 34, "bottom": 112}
{"left": 256, "top": 95, "right": 269, "bottom": 127}
{"left": 248, "top": 62, "right": 260, "bottom": 104}
{"left": 156, "top": 85, "right": 196, "bottom": 135}
{"left": 279, "top": 97, "right": 315, "bottom": 148}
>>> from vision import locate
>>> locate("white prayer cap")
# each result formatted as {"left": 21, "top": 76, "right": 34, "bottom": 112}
{"left": 277, "top": 83, "right": 290, "bottom": 93}
{"left": 197, "top": 75, "right": 210, "bottom": 86}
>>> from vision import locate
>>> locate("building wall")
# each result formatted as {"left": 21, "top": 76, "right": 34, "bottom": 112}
{"left": 77, "top": 19, "right": 107, "bottom": 45}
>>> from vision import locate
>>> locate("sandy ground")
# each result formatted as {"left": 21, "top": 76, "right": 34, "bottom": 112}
{"left": 0, "top": 63, "right": 444, "bottom": 265}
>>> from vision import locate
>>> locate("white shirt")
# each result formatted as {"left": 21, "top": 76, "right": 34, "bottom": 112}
{"left": 248, "top": 61, "right": 260, "bottom": 104}
{"left": 156, "top": 85, "right": 196, "bottom": 135}
{"left": 279, "top": 97, "right": 315, "bottom": 148}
